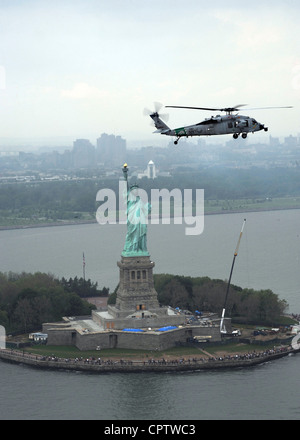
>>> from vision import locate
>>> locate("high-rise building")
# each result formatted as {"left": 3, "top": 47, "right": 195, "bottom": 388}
{"left": 72, "top": 139, "right": 95, "bottom": 168}
{"left": 96, "top": 133, "right": 126, "bottom": 167}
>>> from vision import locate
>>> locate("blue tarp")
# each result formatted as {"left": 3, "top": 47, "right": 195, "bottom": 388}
{"left": 157, "top": 326, "right": 177, "bottom": 332}
{"left": 122, "top": 328, "right": 144, "bottom": 332}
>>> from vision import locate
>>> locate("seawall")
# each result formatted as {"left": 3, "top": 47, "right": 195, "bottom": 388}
{"left": 0, "top": 347, "right": 298, "bottom": 373}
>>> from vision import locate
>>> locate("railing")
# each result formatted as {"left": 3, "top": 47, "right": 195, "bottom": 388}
{"left": 0, "top": 345, "right": 296, "bottom": 373}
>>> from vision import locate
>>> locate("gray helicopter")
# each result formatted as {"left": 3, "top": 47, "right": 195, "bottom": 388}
{"left": 145, "top": 103, "right": 292, "bottom": 145}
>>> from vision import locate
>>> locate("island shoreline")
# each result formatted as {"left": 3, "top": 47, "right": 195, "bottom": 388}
{"left": 0, "top": 346, "right": 298, "bottom": 374}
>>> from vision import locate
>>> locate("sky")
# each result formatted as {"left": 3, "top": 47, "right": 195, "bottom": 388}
{"left": 0, "top": 0, "right": 300, "bottom": 148}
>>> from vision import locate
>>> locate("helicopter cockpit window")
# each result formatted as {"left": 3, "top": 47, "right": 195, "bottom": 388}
{"left": 252, "top": 119, "right": 257, "bottom": 124}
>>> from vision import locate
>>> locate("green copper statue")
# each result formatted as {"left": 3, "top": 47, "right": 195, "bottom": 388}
{"left": 122, "top": 164, "right": 151, "bottom": 257}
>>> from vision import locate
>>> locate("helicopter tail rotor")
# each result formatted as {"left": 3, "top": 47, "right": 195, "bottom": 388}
{"left": 144, "top": 102, "right": 170, "bottom": 133}
{"left": 143, "top": 102, "right": 169, "bottom": 122}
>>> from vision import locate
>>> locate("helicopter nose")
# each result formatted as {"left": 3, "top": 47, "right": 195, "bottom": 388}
{"left": 260, "top": 124, "right": 268, "bottom": 132}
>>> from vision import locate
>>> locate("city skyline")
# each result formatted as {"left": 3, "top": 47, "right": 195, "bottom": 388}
{"left": 0, "top": 127, "right": 300, "bottom": 153}
{"left": 0, "top": 130, "right": 299, "bottom": 176}
{"left": 0, "top": 0, "right": 299, "bottom": 148}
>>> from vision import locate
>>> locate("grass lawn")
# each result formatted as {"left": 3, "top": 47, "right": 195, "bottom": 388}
{"left": 202, "top": 341, "right": 288, "bottom": 356}
{"left": 22, "top": 344, "right": 202, "bottom": 360}
{"left": 21, "top": 339, "right": 290, "bottom": 360}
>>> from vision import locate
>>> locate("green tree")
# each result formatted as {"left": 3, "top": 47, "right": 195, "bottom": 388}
{"left": 153, "top": 274, "right": 288, "bottom": 325}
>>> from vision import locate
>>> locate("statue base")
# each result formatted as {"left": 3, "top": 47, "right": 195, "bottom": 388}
{"left": 92, "top": 254, "right": 186, "bottom": 330}
{"left": 115, "top": 255, "right": 159, "bottom": 312}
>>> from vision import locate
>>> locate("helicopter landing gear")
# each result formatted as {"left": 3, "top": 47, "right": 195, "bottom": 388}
{"left": 233, "top": 133, "right": 248, "bottom": 139}
{"left": 174, "top": 137, "right": 180, "bottom": 145}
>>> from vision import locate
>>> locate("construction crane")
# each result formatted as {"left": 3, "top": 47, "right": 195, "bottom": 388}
{"left": 220, "top": 219, "right": 246, "bottom": 335}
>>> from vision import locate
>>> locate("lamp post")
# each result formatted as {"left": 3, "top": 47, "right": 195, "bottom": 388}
{"left": 122, "top": 163, "right": 129, "bottom": 209}
{"left": 122, "top": 163, "right": 128, "bottom": 187}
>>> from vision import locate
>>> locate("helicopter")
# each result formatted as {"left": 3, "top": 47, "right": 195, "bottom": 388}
{"left": 145, "top": 103, "right": 293, "bottom": 145}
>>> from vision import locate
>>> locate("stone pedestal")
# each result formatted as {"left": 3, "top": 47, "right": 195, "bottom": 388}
{"left": 115, "top": 255, "right": 160, "bottom": 313}
{"left": 93, "top": 254, "right": 186, "bottom": 330}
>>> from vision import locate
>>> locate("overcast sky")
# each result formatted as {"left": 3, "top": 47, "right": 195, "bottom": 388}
{"left": 0, "top": 0, "right": 299, "bottom": 148}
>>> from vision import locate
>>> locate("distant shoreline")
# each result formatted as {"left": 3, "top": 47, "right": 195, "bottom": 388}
{"left": 0, "top": 205, "right": 299, "bottom": 232}
{"left": 0, "top": 219, "right": 97, "bottom": 231}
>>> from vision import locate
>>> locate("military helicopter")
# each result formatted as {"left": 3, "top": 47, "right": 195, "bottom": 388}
{"left": 144, "top": 103, "right": 292, "bottom": 145}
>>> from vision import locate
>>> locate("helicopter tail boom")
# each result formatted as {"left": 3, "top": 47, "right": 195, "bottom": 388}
{"left": 150, "top": 112, "right": 171, "bottom": 134}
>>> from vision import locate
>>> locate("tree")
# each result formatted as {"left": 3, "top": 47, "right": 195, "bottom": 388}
{"left": 0, "top": 309, "right": 9, "bottom": 329}
{"left": 14, "top": 298, "right": 35, "bottom": 333}
{"left": 153, "top": 274, "right": 288, "bottom": 325}
{"left": 60, "top": 276, "right": 106, "bottom": 297}
{"left": 0, "top": 273, "right": 97, "bottom": 333}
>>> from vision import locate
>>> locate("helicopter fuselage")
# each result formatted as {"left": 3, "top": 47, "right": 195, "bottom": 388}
{"left": 166, "top": 114, "right": 267, "bottom": 141}
{"left": 149, "top": 105, "right": 274, "bottom": 144}
{"left": 150, "top": 111, "right": 269, "bottom": 145}
{"left": 148, "top": 103, "right": 292, "bottom": 144}
{"left": 175, "top": 114, "right": 264, "bottom": 135}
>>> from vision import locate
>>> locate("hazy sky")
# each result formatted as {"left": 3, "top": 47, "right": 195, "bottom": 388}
{"left": 0, "top": 0, "right": 300, "bottom": 147}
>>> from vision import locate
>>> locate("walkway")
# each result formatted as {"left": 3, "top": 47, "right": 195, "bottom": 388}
{"left": 0, "top": 345, "right": 297, "bottom": 373}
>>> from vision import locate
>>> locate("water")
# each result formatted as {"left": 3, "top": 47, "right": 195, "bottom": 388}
{"left": 0, "top": 209, "right": 300, "bottom": 420}
{"left": 0, "top": 209, "right": 299, "bottom": 309}
{"left": 1, "top": 355, "right": 299, "bottom": 420}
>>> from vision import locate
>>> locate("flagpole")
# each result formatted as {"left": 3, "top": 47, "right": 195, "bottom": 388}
{"left": 83, "top": 252, "right": 86, "bottom": 282}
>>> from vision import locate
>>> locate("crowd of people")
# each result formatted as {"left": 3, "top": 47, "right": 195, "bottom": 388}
{"left": 0, "top": 344, "right": 294, "bottom": 369}
{"left": 207, "top": 345, "right": 292, "bottom": 362}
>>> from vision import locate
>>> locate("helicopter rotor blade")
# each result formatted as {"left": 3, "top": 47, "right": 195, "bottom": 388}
{"left": 165, "top": 104, "right": 293, "bottom": 114}
{"left": 144, "top": 102, "right": 164, "bottom": 115}
{"left": 231, "top": 104, "right": 248, "bottom": 110}
{"left": 242, "top": 106, "right": 293, "bottom": 111}
{"left": 143, "top": 107, "right": 153, "bottom": 116}
{"left": 143, "top": 103, "right": 169, "bottom": 121}
{"left": 166, "top": 104, "right": 248, "bottom": 113}
{"left": 220, "top": 105, "right": 248, "bottom": 113}
{"left": 154, "top": 101, "right": 163, "bottom": 113}
{"left": 166, "top": 105, "right": 221, "bottom": 111}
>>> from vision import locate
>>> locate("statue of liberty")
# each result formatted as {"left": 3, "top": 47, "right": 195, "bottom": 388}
{"left": 121, "top": 164, "right": 151, "bottom": 257}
